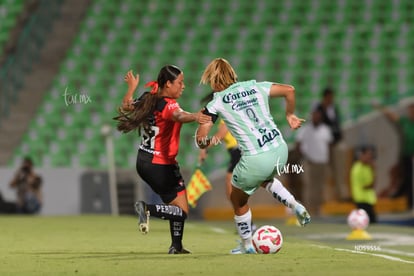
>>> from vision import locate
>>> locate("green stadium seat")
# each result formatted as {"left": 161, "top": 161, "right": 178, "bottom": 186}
{"left": 0, "top": 0, "right": 25, "bottom": 51}
{"left": 45, "top": 152, "right": 68, "bottom": 167}
{"left": 9, "top": 0, "right": 414, "bottom": 170}
{"left": 77, "top": 151, "right": 97, "bottom": 168}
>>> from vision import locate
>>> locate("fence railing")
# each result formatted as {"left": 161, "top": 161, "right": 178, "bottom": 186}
{"left": 0, "top": 0, "right": 63, "bottom": 127}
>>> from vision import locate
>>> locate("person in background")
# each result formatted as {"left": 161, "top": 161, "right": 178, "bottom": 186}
{"left": 377, "top": 102, "right": 414, "bottom": 209}
{"left": 197, "top": 92, "right": 240, "bottom": 202}
{"left": 315, "top": 87, "right": 342, "bottom": 144}
{"left": 9, "top": 157, "right": 42, "bottom": 214}
{"left": 350, "top": 146, "right": 377, "bottom": 223}
{"left": 314, "top": 87, "right": 343, "bottom": 201}
{"left": 198, "top": 120, "right": 240, "bottom": 201}
{"left": 0, "top": 190, "right": 17, "bottom": 214}
{"left": 198, "top": 117, "right": 257, "bottom": 232}
{"left": 295, "top": 108, "right": 333, "bottom": 217}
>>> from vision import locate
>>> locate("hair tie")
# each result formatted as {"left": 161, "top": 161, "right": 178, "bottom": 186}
{"left": 145, "top": 81, "right": 159, "bottom": 94}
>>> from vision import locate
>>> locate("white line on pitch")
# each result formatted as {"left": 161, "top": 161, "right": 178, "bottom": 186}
{"left": 311, "top": 244, "right": 414, "bottom": 264}
{"left": 380, "top": 248, "right": 414, "bottom": 257}
{"left": 210, "top": 227, "right": 228, "bottom": 234}
{"left": 334, "top": 247, "right": 414, "bottom": 264}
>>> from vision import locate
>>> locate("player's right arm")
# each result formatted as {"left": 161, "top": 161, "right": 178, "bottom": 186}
{"left": 122, "top": 70, "right": 139, "bottom": 111}
{"left": 195, "top": 108, "right": 218, "bottom": 149}
{"left": 198, "top": 120, "right": 228, "bottom": 162}
{"left": 196, "top": 122, "right": 214, "bottom": 149}
{"left": 172, "top": 109, "right": 210, "bottom": 124}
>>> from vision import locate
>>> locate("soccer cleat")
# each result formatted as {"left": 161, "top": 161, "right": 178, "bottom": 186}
{"left": 230, "top": 241, "right": 256, "bottom": 254}
{"left": 294, "top": 203, "right": 311, "bottom": 226}
{"left": 135, "top": 201, "right": 150, "bottom": 234}
{"left": 168, "top": 246, "right": 191, "bottom": 254}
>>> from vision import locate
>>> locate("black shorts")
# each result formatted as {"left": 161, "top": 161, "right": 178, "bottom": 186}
{"left": 136, "top": 151, "right": 185, "bottom": 203}
{"left": 227, "top": 147, "right": 241, "bottom": 173}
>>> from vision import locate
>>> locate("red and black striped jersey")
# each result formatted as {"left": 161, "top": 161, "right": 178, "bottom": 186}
{"left": 138, "top": 96, "right": 182, "bottom": 165}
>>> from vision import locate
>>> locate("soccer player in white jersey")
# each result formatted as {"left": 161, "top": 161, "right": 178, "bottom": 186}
{"left": 195, "top": 58, "right": 311, "bottom": 254}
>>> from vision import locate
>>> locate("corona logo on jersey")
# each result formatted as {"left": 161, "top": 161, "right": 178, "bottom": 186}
{"left": 186, "top": 168, "right": 212, "bottom": 208}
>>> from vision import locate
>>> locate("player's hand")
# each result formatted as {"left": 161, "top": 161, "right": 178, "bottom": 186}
{"left": 198, "top": 149, "right": 207, "bottom": 165}
{"left": 286, "top": 114, "right": 305, "bottom": 129}
{"left": 196, "top": 110, "right": 211, "bottom": 124}
{"left": 124, "top": 70, "right": 139, "bottom": 89}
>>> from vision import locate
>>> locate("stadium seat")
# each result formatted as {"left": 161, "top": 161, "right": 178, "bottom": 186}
{"left": 0, "top": 0, "right": 25, "bottom": 52}
{"left": 8, "top": 0, "right": 414, "bottom": 170}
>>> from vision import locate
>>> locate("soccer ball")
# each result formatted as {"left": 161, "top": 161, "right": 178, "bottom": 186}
{"left": 347, "top": 209, "right": 370, "bottom": 230}
{"left": 252, "top": 225, "right": 283, "bottom": 254}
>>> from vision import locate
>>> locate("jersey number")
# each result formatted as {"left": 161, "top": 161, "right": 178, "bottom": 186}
{"left": 246, "top": 107, "right": 259, "bottom": 123}
{"left": 142, "top": 126, "right": 160, "bottom": 149}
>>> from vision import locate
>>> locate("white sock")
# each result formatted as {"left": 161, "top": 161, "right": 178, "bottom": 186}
{"left": 265, "top": 178, "right": 297, "bottom": 209}
{"left": 234, "top": 209, "right": 253, "bottom": 247}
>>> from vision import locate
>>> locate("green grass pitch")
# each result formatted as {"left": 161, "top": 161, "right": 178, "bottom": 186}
{"left": 0, "top": 215, "right": 413, "bottom": 275}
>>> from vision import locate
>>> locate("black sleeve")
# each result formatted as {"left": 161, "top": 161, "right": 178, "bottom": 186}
{"left": 133, "top": 92, "right": 150, "bottom": 106}
{"left": 203, "top": 107, "right": 218, "bottom": 123}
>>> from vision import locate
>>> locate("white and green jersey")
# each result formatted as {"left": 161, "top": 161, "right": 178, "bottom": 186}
{"left": 205, "top": 80, "right": 285, "bottom": 155}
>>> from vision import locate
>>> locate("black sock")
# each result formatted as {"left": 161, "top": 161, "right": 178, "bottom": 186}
{"left": 169, "top": 220, "right": 185, "bottom": 250}
{"left": 146, "top": 204, "right": 187, "bottom": 221}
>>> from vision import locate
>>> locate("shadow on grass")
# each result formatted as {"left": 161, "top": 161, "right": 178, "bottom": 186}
{"left": 16, "top": 251, "right": 228, "bottom": 261}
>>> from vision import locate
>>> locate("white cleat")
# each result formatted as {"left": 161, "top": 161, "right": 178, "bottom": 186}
{"left": 135, "top": 201, "right": 150, "bottom": 234}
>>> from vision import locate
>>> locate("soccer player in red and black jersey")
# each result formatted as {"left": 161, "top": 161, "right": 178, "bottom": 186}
{"left": 114, "top": 65, "right": 210, "bottom": 254}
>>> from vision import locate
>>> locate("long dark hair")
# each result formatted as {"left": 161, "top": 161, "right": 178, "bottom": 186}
{"left": 113, "top": 65, "right": 182, "bottom": 134}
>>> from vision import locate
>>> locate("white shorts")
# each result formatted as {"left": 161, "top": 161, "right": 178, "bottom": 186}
{"left": 231, "top": 140, "right": 288, "bottom": 195}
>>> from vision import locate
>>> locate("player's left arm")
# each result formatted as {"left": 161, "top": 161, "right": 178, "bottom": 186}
{"left": 269, "top": 83, "right": 305, "bottom": 129}
{"left": 214, "top": 122, "right": 228, "bottom": 141}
